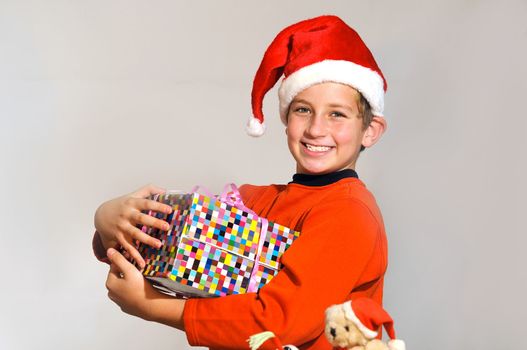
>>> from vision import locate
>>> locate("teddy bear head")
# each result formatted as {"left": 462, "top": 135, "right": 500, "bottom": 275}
{"left": 324, "top": 299, "right": 405, "bottom": 350}
{"left": 325, "top": 303, "right": 369, "bottom": 348}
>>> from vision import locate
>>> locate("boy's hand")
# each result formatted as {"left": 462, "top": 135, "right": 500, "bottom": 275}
{"left": 94, "top": 184, "right": 173, "bottom": 268}
{"left": 105, "top": 248, "right": 160, "bottom": 320}
{"left": 105, "top": 248, "right": 186, "bottom": 329}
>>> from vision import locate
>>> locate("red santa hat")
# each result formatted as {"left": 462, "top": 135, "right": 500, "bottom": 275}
{"left": 247, "top": 331, "right": 298, "bottom": 350}
{"left": 342, "top": 298, "right": 406, "bottom": 350}
{"left": 247, "top": 15, "right": 387, "bottom": 137}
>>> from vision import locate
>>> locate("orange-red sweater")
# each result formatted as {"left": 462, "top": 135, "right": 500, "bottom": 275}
{"left": 183, "top": 178, "right": 388, "bottom": 350}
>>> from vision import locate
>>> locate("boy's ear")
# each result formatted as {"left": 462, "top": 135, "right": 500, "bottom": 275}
{"left": 361, "top": 116, "right": 387, "bottom": 148}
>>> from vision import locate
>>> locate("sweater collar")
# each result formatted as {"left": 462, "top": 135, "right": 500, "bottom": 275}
{"left": 290, "top": 169, "right": 358, "bottom": 187}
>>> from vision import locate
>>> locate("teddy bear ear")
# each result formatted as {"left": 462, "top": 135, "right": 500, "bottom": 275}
{"left": 325, "top": 303, "right": 344, "bottom": 317}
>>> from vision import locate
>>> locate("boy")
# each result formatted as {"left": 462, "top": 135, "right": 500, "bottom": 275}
{"left": 93, "top": 15, "right": 389, "bottom": 350}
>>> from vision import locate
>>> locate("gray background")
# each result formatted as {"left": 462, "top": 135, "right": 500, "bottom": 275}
{"left": 1, "top": 0, "right": 526, "bottom": 349}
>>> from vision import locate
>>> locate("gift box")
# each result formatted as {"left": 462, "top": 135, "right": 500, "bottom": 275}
{"left": 133, "top": 184, "right": 300, "bottom": 298}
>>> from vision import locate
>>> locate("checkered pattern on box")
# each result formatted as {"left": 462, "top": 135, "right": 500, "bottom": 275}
{"left": 133, "top": 191, "right": 301, "bottom": 296}
{"left": 259, "top": 221, "right": 300, "bottom": 269}
{"left": 252, "top": 264, "right": 279, "bottom": 291}
{"left": 171, "top": 237, "right": 254, "bottom": 296}
{"left": 185, "top": 194, "right": 261, "bottom": 260}
{"left": 141, "top": 193, "right": 193, "bottom": 277}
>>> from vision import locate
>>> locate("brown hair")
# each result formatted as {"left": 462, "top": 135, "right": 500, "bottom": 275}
{"left": 358, "top": 93, "right": 373, "bottom": 130}
{"left": 357, "top": 94, "right": 373, "bottom": 152}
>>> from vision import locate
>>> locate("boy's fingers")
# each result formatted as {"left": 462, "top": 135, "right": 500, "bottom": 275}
{"left": 112, "top": 238, "right": 145, "bottom": 269}
{"left": 128, "top": 225, "right": 163, "bottom": 249}
{"left": 136, "top": 198, "right": 172, "bottom": 214}
{"left": 133, "top": 212, "right": 170, "bottom": 232}
{"left": 107, "top": 248, "right": 136, "bottom": 274}
{"left": 108, "top": 261, "right": 125, "bottom": 282}
{"left": 108, "top": 257, "right": 121, "bottom": 274}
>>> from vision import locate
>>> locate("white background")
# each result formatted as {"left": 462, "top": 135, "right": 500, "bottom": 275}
{"left": 1, "top": 1, "right": 526, "bottom": 349}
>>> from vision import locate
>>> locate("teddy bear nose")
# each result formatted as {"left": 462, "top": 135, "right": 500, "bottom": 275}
{"left": 330, "top": 327, "right": 336, "bottom": 338}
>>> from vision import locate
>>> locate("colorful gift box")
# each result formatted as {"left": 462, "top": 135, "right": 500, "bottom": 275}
{"left": 133, "top": 185, "right": 300, "bottom": 298}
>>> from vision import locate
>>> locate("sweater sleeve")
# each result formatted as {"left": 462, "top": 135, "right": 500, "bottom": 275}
{"left": 183, "top": 198, "right": 386, "bottom": 349}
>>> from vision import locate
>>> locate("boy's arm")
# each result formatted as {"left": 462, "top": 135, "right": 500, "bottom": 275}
{"left": 183, "top": 198, "right": 387, "bottom": 349}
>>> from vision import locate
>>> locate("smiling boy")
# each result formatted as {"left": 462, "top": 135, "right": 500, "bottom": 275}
{"left": 95, "top": 15, "right": 391, "bottom": 349}
{"left": 286, "top": 82, "right": 385, "bottom": 175}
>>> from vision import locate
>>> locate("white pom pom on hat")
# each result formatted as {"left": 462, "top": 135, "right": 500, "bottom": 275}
{"left": 246, "top": 117, "right": 266, "bottom": 137}
{"left": 247, "top": 15, "right": 387, "bottom": 136}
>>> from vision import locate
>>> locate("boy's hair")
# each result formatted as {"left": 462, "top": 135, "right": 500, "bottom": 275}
{"left": 357, "top": 93, "right": 372, "bottom": 152}
{"left": 358, "top": 93, "right": 373, "bottom": 131}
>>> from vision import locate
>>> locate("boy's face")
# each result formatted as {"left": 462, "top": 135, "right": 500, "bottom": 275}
{"left": 286, "top": 82, "right": 367, "bottom": 175}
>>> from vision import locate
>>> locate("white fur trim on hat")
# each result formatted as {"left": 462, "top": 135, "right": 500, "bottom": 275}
{"left": 277, "top": 59, "right": 385, "bottom": 124}
{"left": 342, "top": 301, "right": 379, "bottom": 340}
{"left": 388, "top": 339, "right": 406, "bottom": 350}
{"left": 246, "top": 117, "right": 266, "bottom": 137}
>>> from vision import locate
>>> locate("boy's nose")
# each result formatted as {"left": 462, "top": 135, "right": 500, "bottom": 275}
{"left": 305, "top": 115, "right": 328, "bottom": 137}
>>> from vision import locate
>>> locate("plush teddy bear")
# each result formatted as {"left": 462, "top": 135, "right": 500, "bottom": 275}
{"left": 324, "top": 298, "right": 405, "bottom": 350}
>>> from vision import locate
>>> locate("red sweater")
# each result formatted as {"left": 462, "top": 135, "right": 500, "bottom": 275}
{"left": 183, "top": 178, "right": 387, "bottom": 349}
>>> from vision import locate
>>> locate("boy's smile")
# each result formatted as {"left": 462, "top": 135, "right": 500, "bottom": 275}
{"left": 286, "top": 82, "right": 368, "bottom": 175}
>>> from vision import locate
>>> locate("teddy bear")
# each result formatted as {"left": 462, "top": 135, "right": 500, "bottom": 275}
{"left": 324, "top": 298, "right": 405, "bottom": 350}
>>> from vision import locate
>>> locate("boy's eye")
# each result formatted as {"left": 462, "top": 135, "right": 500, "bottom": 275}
{"left": 295, "top": 107, "right": 310, "bottom": 113}
{"left": 330, "top": 111, "right": 346, "bottom": 118}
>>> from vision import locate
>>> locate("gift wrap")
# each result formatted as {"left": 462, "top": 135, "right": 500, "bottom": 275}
{"left": 134, "top": 185, "right": 300, "bottom": 297}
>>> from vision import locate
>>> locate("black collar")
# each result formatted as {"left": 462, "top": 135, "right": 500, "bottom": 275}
{"left": 290, "top": 169, "right": 358, "bottom": 187}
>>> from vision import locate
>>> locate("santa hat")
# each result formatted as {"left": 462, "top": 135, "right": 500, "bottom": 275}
{"left": 247, "top": 331, "right": 298, "bottom": 350}
{"left": 342, "top": 298, "right": 406, "bottom": 350}
{"left": 247, "top": 15, "right": 387, "bottom": 137}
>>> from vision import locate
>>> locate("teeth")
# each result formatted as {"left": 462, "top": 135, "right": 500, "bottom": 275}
{"left": 305, "top": 143, "right": 331, "bottom": 152}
